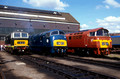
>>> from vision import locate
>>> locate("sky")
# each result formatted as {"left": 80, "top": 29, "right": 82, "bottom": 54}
{"left": 0, "top": 0, "right": 120, "bottom": 33}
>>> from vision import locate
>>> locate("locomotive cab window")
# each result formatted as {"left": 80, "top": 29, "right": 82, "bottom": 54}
{"left": 90, "top": 32, "right": 95, "bottom": 36}
{"left": 59, "top": 31, "right": 65, "bottom": 35}
{"left": 96, "top": 29, "right": 109, "bottom": 36}
{"left": 104, "top": 30, "right": 109, "bottom": 36}
{"left": 22, "top": 33, "right": 27, "bottom": 37}
{"left": 51, "top": 31, "right": 58, "bottom": 35}
{"left": 14, "top": 33, "right": 20, "bottom": 37}
{"left": 97, "top": 29, "right": 103, "bottom": 36}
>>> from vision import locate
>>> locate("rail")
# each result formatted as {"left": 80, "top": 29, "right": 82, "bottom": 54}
{"left": 0, "top": 68, "right": 6, "bottom": 79}
{"left": 63, "top": 55, "right": 120, "bottom": 70}
{"left": 19, "top": 55, "right": 116, "bottom": 79}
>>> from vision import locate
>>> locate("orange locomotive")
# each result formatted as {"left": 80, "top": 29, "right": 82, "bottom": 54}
{"left": 66, "top": 27, "right": 112, "bottom": 55}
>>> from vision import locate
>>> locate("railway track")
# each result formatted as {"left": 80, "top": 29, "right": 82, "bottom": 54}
{"left": 0, "top": 61, "right": 6, "bottom": 79}
{"left": 102, "top": 55, "right": 120, "bottom": 61}
{"left": 19, "top": 55, "right": 116, "bottom": 79}
{"left": 62, "top": 55, "right": 120, "bottom": 70}
{"left": 0, "top": 69, "right": 6, "bottom": 79}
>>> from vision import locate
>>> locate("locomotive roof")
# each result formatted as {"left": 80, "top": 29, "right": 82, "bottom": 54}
{"left": 87, "top": 27, "right": 105, "bottom": 32}
{"left": 41, "top": 29, "right": 64, "bottom": 35}
{"left": 66, "top": 30, "right": 89, "bottom": 34}
{"left": 30, "top": 29, "right": 64, "bottom": 37}
{"left": 66, "top": 27, "right": 107, "bottom": 35}
{"left": 11, "top": 31, "right": 28, "bottom": 34}
{"left": 6, "top": 31, "right": 28, "bottom": 36}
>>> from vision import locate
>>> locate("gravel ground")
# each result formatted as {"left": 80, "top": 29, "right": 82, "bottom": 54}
{"left": 32, "top": 54, "right": 120, "bottom": 78}
{"left": 107, "top": 54, "right": 120, "bottom": 58}
{"left": 1, "top": 51, "right": 120, "bottom": 79}
{"left": 0, "top": 51, "right": 64, "bottom": 79}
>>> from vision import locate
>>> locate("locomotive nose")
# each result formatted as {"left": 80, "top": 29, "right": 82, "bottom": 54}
{"left": 14, "top": 40, "right": 28, "bottom": 46}
{"left": 100, "top": 40, "right": 112, "bottom": 48}
{"left": 102, "top": 42, "right": 109, "bottom": 46}
{"left": 93, "top": 39, "right": 112, "bottom": 48}
{"left": 53, "top": 40, "right": 67, "bottom": 46}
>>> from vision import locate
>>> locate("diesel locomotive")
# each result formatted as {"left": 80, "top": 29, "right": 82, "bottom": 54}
{"left": 29, "top": 29, "right": 67, "bottom": 54}
{"left": 5, "top": 31, "right": 29, "bottom": 53}
{"left": 66, "top": 27, "right": 112, "bottom": 55}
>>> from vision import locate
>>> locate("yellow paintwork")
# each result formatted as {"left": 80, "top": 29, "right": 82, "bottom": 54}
{"left": 6, "top": 45, "right": 14, "bottom": 49}
{"left": 93, "top": 40, "right": 112, "bottom": 48}
{"left": 14, "top": 40, "right": 29, "bottom": 46}
{"left": 53, "top": 40, "right": 67, "bottom": 46}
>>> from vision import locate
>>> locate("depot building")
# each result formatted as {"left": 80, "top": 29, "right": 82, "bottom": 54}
{"left": 0, "top": 5, "right": 80, "bottom": 45}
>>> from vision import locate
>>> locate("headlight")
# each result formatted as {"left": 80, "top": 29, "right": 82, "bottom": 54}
{"left": 53, "top": 36, "right": 55, "bottom": 40}
{"left": 61, "top": 42, "right": 64, "bottom": 45}
{"left": 102, "top": 42, "right": 105, "bottom": 45}
{"left": 106, "top": 42, "right": 109, "bottom": 46}
{"left": 57, "top": 42, "right": 60, "bottom": 45}
{"left": 64, "top": 36, "right": 66, "bottom": 38}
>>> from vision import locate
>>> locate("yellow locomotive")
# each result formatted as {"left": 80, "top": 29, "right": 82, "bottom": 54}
{"left": 5, "top": 31, "right": 29, "bottom": 54}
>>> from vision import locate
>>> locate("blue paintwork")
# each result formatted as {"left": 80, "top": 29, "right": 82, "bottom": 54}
{"left": 29, "top": 29, "right": 67, "bottom": 54}
{"left": 111, "top": 36, "right": 120, "bottom": 38}
{"left": 112, "top": 44, "right": 120, "bottom": 45}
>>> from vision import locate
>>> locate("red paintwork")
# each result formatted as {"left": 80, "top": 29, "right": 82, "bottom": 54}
{"left": 66, "top": 27, "right": 112, "bottom": 55}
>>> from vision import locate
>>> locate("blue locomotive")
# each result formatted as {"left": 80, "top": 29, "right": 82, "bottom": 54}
{"left": 29, "top": 29, "right": 67, "bottom": 54}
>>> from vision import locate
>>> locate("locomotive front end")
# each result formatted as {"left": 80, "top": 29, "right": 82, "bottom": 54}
{"left": 99, "top": 39, "right": 112, "bottom": 48}
{"left": 92, "top": 38, "right": 112, "bottom": 55}
{"left": 51, "top": 30, "right": 67, "bottom": 54}
{"left": 90, "top": 29, "right": 112, "bottom": 55}
{"left": 53, "top": 38, "right": 67, "bottom": 53}
{"left": 13, "top": 32, "right": 29, "bottom": 53}
{"left": 5, "top": 32, "right": 29, "bottom": 53}
{"left": 14, "top": 40, "right": 29, "bottom": 52}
